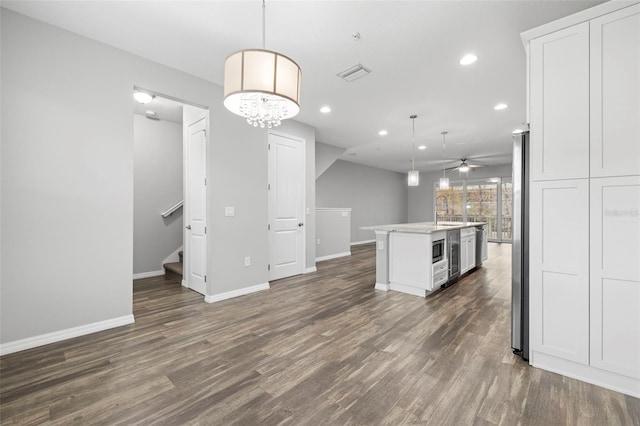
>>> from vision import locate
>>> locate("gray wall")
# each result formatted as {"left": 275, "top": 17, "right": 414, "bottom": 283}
{"left": 317, "top": 160, "right": 408, "bottom": 244}
{"left": 408, "top": 164, "right": 513, "bottom": 222}
{"left": 0, "top": 9, "right": 315, "bottom": 345}
{"left": 316, "top": 209, "right": 351, "bottom": 259}
{"left": 133, "top": 113, "right": 183, "bottom": 274}
{"left": 315, "top": 142, "right": 345, "bottom": 179}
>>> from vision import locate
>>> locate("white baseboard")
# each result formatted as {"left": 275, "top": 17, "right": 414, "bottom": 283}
{"left": 181, "top": 279, "right": 188, "bottom": 288}
{"left": 0, "top": 314, "right": 135, "bottom": 356}
{"left": 204, "top": 283, "right": 270, "bottom": 304}
{"left": 375, "top": 282, "right": 390, "bottom": 291}
{"left": 532, "top": 351, "right": 640, "bottom": 398}
{"left": 351, "top": 239, "right": 375, "bottom": 246}
{"left": 161, "top": 245, "right": 184, "bottom": 267}
{"left": 390, "top": 282, "right": 427, "bottom": 298}
{"left": 133, "top": 270, "right": 165, "bottom": 280}
{"left": 315, "top": 251, "right": 351, "bottom": 262}
{"left": 304, "top": 266, "right": 317, "bottom": 274}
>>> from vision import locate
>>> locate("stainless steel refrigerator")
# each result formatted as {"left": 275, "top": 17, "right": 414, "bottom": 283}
{"left": 512, "top": 130, "right": 529, "bottom": 360}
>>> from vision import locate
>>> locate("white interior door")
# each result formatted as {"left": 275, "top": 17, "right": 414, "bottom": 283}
{"left": 268, "top": 132, "right": 305, "bottom": 281}
{"left": 184, "top": 115, "right": 207, "bottom": 295}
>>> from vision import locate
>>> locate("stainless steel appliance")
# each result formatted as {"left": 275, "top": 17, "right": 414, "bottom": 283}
{"left": 445, "top": 229, "right": 460, "bottom": 287}
{"left": 432, "top": 239, "right": 445, "bottom": 263}
{"left": 512, "top": 130, "right": 530, "bottom": 360}
{"left": 475, "top": 225, "right": 487, "bottom": 266}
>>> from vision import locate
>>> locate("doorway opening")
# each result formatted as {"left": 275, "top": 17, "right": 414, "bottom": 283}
{"left": 132, "top": 88, "right": 209, "bottom": 296}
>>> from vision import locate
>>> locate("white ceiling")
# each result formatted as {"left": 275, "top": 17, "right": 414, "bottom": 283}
{"left": 4, "top": 0, "right": 606, "bottom": 173}
{"left": 133, "top": 95, "right": 183, "bottom": 124}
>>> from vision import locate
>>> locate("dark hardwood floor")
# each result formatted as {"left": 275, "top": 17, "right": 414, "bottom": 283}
{"left": 1, "top": 243, "right": 639, "bottom": 425}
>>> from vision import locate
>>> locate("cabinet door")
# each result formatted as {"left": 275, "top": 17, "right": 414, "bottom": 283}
{"left": 468, "top": 236, "right": 476, "bottom": 269}
{"left": 530, "top": 23, "right": 590, "bottom": 181}
{"left": 460, "top": 236, "right": 476, "bottom": 274}
{"left": 590, "top": 4, "right": 640, "bottom": 177}
{"left": 461, "top": 236, "right": 470, "bottom": 274}
{"left": 460, "top": 237, "right": 468, "bottom": 274}
{"left": 530, "top": 179, "right": 590, "bottom": 364}
{"left": 590, "top": 177, "right": 640, "bottom": 379}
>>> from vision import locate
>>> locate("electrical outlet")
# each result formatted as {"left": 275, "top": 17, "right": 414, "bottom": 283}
{"left": 244, "top": 256, "right": 251, "bottom": 266}
{"left": 317, "top": 238, "right": 321, "bottom": 245}
{"left": 225, "top": 206, "right": 235, "bottom": 217}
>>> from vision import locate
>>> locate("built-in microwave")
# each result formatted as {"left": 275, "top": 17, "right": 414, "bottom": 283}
{"left": 432, "top": 239, "right": 445, "bottom": 263}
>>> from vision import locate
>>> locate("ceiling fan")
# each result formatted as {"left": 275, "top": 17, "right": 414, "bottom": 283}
{"left": 445, "top": 158, "right": 486, "bottom": 173}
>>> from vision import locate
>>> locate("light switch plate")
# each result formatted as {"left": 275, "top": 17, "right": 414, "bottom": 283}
{"left": 225, "top": 206, "right": 235, "bottom": 217}
{"left": 244, "top": 256, "right": 251, "bottom": 266}
{"left": 378, "top": 241, "right": 384, "bottom": 250}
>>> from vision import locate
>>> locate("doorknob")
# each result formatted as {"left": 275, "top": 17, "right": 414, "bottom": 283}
{"left": 186, "top": 225, "right": 191, "bottom": 230}
{"left": 298, "top": 223, "right": 304, "bottom": 227}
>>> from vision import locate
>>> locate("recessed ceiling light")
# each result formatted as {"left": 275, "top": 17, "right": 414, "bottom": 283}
{"left": 134, "top": 91, "right": 154, "bottom": 104}
{"left": 378, "top": 130, "right": 388, "bottom": 136}
{"left": 494, "top": 103, "right": 508, "bottom": 111}
{"left": 418, "top": 145, "right": 426, "bottom": 150}
{"left": 460, "top": 54, "right": 478, "bottom": 65}
{"left": 513, "top": 128, "right": 524, "bottom": 134}
{"left": 320, "top": 106, "right": 331, "bottom": 114}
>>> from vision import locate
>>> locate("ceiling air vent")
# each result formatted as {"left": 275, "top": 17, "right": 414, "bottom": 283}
{"left": 337, "top": 63, "right": 371, "bottom": 82}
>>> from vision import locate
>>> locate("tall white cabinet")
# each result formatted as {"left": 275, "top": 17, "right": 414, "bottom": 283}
{"left": 523, "top": 2, "right": 640, "bottom": 397}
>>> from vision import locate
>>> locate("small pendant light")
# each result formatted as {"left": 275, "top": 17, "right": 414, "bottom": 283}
{"left": 408, "top": 115, "right": 419, "bottom": 187}
{"left": 440, "top": 131, "right": 450, "bottom": 190}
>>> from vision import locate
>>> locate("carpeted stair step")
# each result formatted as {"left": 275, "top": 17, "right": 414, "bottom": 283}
{"left": 164, "top": 261, "right": 183, "bottom": 280}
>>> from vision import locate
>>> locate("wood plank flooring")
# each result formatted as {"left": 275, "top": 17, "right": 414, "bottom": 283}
{"left": 1, "top": 243, "right": 639, "bottom": 425}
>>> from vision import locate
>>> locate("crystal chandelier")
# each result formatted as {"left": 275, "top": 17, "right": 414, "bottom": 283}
{"left": 408, "top": 115, "right": 419, "bottom": 187}
{"left": 440, "top": 131, "right": 450, "bottom": 190}
{"left": 223, "top": 1, "right": 301, "bottom": 129}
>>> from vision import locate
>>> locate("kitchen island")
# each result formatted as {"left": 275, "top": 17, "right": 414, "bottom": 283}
{"left": 361, "top": 222, "right": 487, "bottom": 297}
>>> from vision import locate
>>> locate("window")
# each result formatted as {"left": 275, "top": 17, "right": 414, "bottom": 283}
{"left": 435, "top": 177, "right": 512, "bottom": 242}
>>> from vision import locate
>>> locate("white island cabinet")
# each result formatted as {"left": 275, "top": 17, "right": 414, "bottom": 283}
{"left": 362, "top": 222, "right": 486, "bottom": 298}
{"left": 522, "top": 1, "right": 640, "bottom": 398}
{"left": 388, "top": 231, "right": 446, "bottom": 297}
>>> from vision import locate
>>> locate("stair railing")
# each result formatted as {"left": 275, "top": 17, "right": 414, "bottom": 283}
{"left": 161, "top": 200, "right": 183, "bottom": 218}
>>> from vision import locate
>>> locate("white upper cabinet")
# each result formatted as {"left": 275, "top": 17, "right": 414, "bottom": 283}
{"left": 530, "top": 23, "right": 590, "bottom": 181}
{"left": 590, "top": 4, "right": 640, "bottom": 178}
{"left": 590, "top": 176, "right": 640, "bottom": 379}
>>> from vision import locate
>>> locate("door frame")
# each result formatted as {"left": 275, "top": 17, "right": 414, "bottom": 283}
{"left": 267, "top": 130, "right": 306, "bottom": 282}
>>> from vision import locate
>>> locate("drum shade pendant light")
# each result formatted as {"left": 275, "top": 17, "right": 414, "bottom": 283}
{"left": 408, "top": 115, "right": 419, "bottom": 187}
{"left": 440, "top": 131, "right": 450, "bottom": 190}
{"left": 223, "top": 0, "right": 301, "bottom": 128}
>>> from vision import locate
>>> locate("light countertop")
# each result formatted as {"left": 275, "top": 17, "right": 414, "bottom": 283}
{"left": 361, "top": 221, "right": 486, "bottom": 234}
